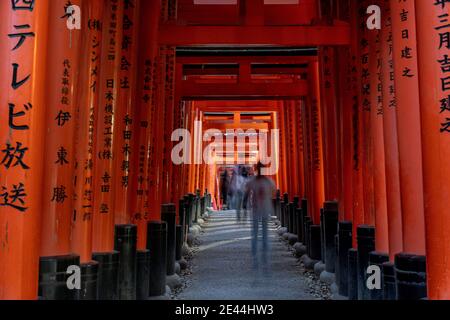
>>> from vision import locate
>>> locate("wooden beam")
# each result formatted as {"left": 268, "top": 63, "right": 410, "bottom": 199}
{"left": 179, "top": 80, "right": 307, "bottom": 99}
{"left": 159, "top": 24, "right": 351, "bottom": 46}
{"left": 177, "top": 56, "right": 317, "bottom": 65}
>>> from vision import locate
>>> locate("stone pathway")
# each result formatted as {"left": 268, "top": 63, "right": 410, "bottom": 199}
{"left": 176, "top": 210, "right": 315, "bottom": 300}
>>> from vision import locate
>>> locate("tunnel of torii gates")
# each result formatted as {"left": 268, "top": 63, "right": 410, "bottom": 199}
{"left": 0, "top": 0, "right": 449, "bottom": 301}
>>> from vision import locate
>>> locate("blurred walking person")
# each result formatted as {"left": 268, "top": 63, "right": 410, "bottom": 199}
{"left": 230, "top": 165, "right": 246, "bottom": 221}
{"left": 219, "top": 169, "right": 230, "bottom": 209}
{"left": 245, "top": 162, "right": 275, "bottom": 271}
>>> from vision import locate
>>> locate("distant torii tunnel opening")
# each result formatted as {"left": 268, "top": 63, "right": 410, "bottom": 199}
{"left": 0, "top": 0, "right": 449, "bottom": 301}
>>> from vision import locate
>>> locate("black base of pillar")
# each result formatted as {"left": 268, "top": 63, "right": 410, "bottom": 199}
{"left": 282, "top": 202, "right": 288, "bottom": 228}
{"left": 39, "top": 254, "right": 80, "bottom": 300}
{"left": 78, "top": 261, "right": 99, "bottom": 300}
{"left": 114, "top": 224, "right": 137, "bottom": 300}
{"left": 201, "top": 197, "right": 205, "bottom": 216}
{"left": 187, "top": 193, "right": 195, "bottom": 228}
{"left": 92, "top": 251, "right": 120, "bottom": 300}
{"left": 323, "top": 202, "right": 339, "bottom": 273}
{"left": 304, "top": 218, "right": 312, "bottom": 256}
{"left": 395, "top": 253, "right": 427, "bottom": 300}
{"left": 176, "top": 225, "right": 183, "bottom": 261}
{"left": 288, "top": 203, "right": 295, "bottom": 234}
{"left": 179, "top": 198, "right": 186, "bottom": 240}
{"left": 382, "top": 262, "right": 396, "bottom": 300}
{"left": 338, "top": 221, "right": 353, "bottom": 297}
{"left": 368, "top": 252, "right": 389, "bottom": 300}
{"left": 161, "top": 204, "right": 177, "bottom": 277}
{"left": 296, "top": 208, "right": 303, "bottom": 242}
{"left": 309, "top": 225, "right": 322, "bottom": 261}
{"left": 320, "top": 209, "right": 325, "bottom": 265}
{"left": 348, "top": 248, "right": 358, "bottom": 300}
{"left": 147, "top": 221, "right": 168, "bottom": 297}
{"left": 136, "top": 249, "right": 150, "bottom": 300}
{"left": 357, "top": 225, "right": 375, "bottom": 300}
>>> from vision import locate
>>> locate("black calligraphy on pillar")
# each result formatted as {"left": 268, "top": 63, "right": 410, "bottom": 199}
{"left": 433, "top": 1, "right": 450, "bottom": 133}
{"left": 2, "top": 1, "right": 36, "bottom": 212}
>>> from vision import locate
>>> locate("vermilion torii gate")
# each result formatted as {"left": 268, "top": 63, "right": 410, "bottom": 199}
{"left": 0, "top": 0, "right": 449, "bottom": 301}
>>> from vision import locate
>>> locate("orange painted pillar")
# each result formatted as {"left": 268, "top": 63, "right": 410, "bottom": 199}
{"left": 349, "top": 0, "right": 365, "bottom": 245}
{"left": 293, "top": 101, "right": 305, "bottom": 198}
{"left": 72, "top": 0, "right": 105, "bottom": 263}
{"left": 336, "top": 45, "right": 354, "bottom": 222}
{"left": 288, "top": 101, "right": 300, "bottom": 197}
{"left": 92, "top": 0, "right": 124, "bottom": 253}
{"left": 148, "top": 50, "right": 166, "bottom": 220}
{"left": 390, "top": 0, "right": 426, "bottom": 254}
{"left": 40, "top": 0, "right": 83, "bottom": 258}
{"left": 112, "top": 0, "right": 141, "bottom": 225}
{"left": 302, "top": 97, "right": 313, "bottom": 217}
{"left": 130, "top": 0, "right": 160, "bottom": 249}
{"left": 308, "top": 61, "right": 326, "bottom": 224}
{"left": 335, "top": 1, "right": 353, "bottom": 221}
{"left": 161, "top": 47, "right": 176, "bottom": 204}
{"left": 0, "top": 0, "right": 49, "bottom": 300}
{"left": 180, "top": 102, "right": 188, "bottom": 199}
{"left": 415, "top": 0, "right": 450, "bottom": 299}
{"left": 357, "top": 1, "right": 375, "bottom": 226}
{"left": 271, "top": 111, "right": 282, "bottom": 190}
{"left": 319, "top": 47, "right": 340, "bottom": 202}
{"left": 187, "top": 103, "right": 196, "bottom": 194}
{"left": 284, "top": 102, "right": 293, "bottom": 197}
{"left": 278, "top": 102, "right": 289, "bottom": 194}
{"left": 380, "top": 0, "right": 403, "bottom": 260}
{"left": 335, "top": 1, "right": 352, "bottom": 221}
{"left": 171, "top": 78, "right": 183, "bottom": 207}
{"left": 368, "top": 4, "right": 389, "bottom": 253}
{"left": 282, "top": 103, "right": 290, "bottom": 195}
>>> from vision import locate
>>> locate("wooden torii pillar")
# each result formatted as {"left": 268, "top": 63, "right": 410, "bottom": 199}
{"left": 336, "top": 45, "right": 354, "bottom": 222}
{"left": 291, "top": 100, "right": 304, "bottom": 198}
{"left": 161, "top": 47, "right": 176, "bottom": 204}
{"left": 40, "top": 0, "right": 83, "bottom": 261}
{"left": 318, "top": 47, "right": 340, "bottom": 203}
{"left": 415, "top": 0, "right": 450, "bottom": 299}
{"left": 92, "top": 0, "right": 124, "bottom": 253}
{"left": 0, "top": 0, "right": 50, "bottom": 300}
{"left": 380, "top": 0, "right": 403, "bottom": 261}
{"left": 390, "top": 0, "right": 427, "bottom": 299}
{"left": 72, "top": 0, "right": 105, "bottom": 264}
{"left": 129, "top": 0, "right": 161, "bottom": 248}
{"left": 271, "top": 111, "right": 281, "bottom": 190}
{"left": 357, "top": 0, "right": 375, "bottom": 227}
{"left": 368, "top": 0, "right": 389, "bottom": 254}
{"left": 307, "top": 60, "right": 325, "bottom": 224}
{"left": 348, "top": 0, "right": 365, "bottom": 245}
{"left": 283, "top": 101, "right": 293, "bottom": 197}
{"left": 390, "top": 0, "right": 426, "bottom": 255}
{"left": 112, "top": 0, "right": 141, "bottom": 225}
{"left": 278, "top": 101, "right": 289, "bottom": 194}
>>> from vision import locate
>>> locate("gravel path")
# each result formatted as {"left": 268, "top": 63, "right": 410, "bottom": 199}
{"left": 176, "top": 210, "right": 321, "bottom": 300}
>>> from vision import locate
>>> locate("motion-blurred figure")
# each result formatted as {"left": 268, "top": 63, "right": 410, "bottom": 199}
{"left": 219, "top": 169, "right": 230, "bottom": 209}
{"left": 245, "top": 162, "right": 275, "bottom": 270}
{"left": 229, "top": 165, "right": 246, "bottom": 221}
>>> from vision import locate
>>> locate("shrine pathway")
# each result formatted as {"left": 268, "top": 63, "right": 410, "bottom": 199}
{"left": 176, "top": 210, "right": 315, "bottom": 300}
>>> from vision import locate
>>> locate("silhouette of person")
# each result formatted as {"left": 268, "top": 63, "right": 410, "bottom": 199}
{"left": 230, "top": 165, "right": 247, "bottom": 221}
{"left": 220, "top": 169, "right": 230, "bottom": 209}
{"left": 245, "top": 162, "right": 275, "bottom": 270}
